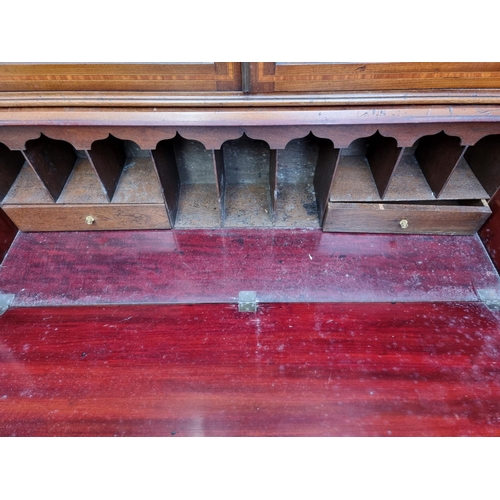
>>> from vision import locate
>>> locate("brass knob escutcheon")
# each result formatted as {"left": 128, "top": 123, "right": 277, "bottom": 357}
{"left": 399, "top": 218, "right": 409, "bottom": 229}
{"left": 85, "top": 216, "right": 95, "bottom": 225}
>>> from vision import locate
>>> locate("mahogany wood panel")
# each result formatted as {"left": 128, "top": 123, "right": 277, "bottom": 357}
{"left": 464, "top": 135, "right": 500, "bottom": 197}
{"left": 1, "top": 301, "right": 500, "bottom": 436}
{"left": 86, "top": 135, "right": 126, "bottom": 201}
{"left": 23, "top": 135, "right": 77, "bottom": 201}
{"left": 414, "top": 132, "right": 465, "bottom": 197}
{"left": 365, "top": 133, "right": 404, "bottom": 198}
{"left": 313, "top": 139, "right": 340, "bottom": 223}
{"left": 0, "top": 63, "right": 242, "bottom": 92}
{"left": 0, "top": 143, "right": 25, "bottom": 202}
{"left": 0, "top": 230, "right": 498, "bottom": 307}
{"left": 324, "top": 202, "right": 491, "bottom": 235}
{"left": 250, "top": 62, "right": 500, "bottom": 93}
{"left": 0, "top": 207, "right": 17, "bottom": 263}
{"left": 2, "top": 204, "right": 170, "bottom": 231}
{"left": 151, "top": 139, "right": 180, "bottom": 226}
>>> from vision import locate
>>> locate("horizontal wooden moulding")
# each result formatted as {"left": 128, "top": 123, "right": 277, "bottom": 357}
{"left": 323, "top": 201, "right": 492, "bottom": 235}
{"left": 5, "top": 90, "right": 500, "bottom": 108}
{"left": 4, "top": 107, "right": 500, "bottom": 131}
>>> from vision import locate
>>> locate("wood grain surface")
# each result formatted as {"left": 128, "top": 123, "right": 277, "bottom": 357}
{"left": 4, "top": 109, "right": 500, "bottom": 135}
{"left": 213, "top": 149, "right": 225, "bottom": 225}
{"left": 23, "top": 135, "right": 77, "bottom": 202}
{"left": 151, "top": 139, "right": 180, "bottom": 226}
{"left": 465, "top": 134, "right": 500, "bottom": 197}
{"left": 252, "top": 62, "right": 500, "bottom": 93}
{"left": 6, "top": 90, "right": 500, "bottom": 108}
{"left": 0, "top": 63, "right": 242, "bottom": 92}
{"left": 313, "top": 138, "right": 340, "bottom": 222}
{"left": 324, "top": 202, "right": 491, "bottom": 235}
{"left": 366, "top": 133, "right": 403, "bottom": 198}
{"left": 415, "top": 132, "right": 465, "bottom": 197}
{"left": 2, "top": 204, "right": 171, "bottom": 231}
{"left": 0, "top": 229, "right": 498, "bottom": 307}
{"left": 1, "top": 301, "right": 499, "bottom": 436}
{"left": 2, "top": 122, "right": 500, "bottom": 154}
{"left": 86, "top": 135, "right": 126, "bottom": 201}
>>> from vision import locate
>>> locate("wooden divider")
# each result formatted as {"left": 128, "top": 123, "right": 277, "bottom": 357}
{"left": 212, "top": 149, "right": 225, "bottom": 226}
{"left": 414, "top": 131, "right": 466, "bottom": 197}
{"left": 313, "top": 137, "right": 340, "bottom": 223}
{"left": 23, "top": 135, "right": 77, "bottom": 201}
{"left": 464, "top": 134, "right": 500, "bottom": 197}
{"left": 269, "top": 149, "right": 278, "bottom": 221}
{"left": 0, "top": 142, "right": 25, "bottom": 202}
{"left": 87, "top": 135, "right": 127, "bottom": 201}
{"left": 151, "top": 138, "right": 180, "bottom": 226}
{"left": 365, "top": 132, "right": 403, "bottom": 198}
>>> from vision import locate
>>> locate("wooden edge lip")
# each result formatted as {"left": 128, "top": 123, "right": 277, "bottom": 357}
{"left": 327, "top": 202, "right": 492, "bottom": 212}
{"left": 3, "top": 90, "right": 500, "bottom": 108}
{"left": 3, "top": 106, "right": 500, "bottom": 127}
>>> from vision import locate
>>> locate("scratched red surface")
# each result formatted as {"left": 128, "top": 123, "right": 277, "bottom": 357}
{"left": 1, "top": 302, "right": 499, "bottom": 436}
{"left": 0, "top": 229, "right": 498, "bottom": 306}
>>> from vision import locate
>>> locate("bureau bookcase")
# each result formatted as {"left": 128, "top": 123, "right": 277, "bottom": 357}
{"left": 1, "top": 62, "right": 500, "bottom": 269}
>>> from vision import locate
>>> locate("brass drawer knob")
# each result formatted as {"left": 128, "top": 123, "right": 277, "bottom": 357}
{"left": 399, "top": 218, "right": 409, "bottom": 229}
{"left": 85, "top": 215, "right": 95, "bottom": 225}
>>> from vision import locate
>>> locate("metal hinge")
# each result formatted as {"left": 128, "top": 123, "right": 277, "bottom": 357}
{"left": 238, "top": 291, "right": 258, "bottom": 312}
{"left": 0, "top": 293, "right": 15, "bottom": 316}
{"left": 477, "top": 289, "right": 500, "bottom": 310}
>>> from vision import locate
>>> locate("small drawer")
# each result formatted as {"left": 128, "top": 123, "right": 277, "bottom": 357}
{"left": 323, "top": 201, "right": 491, "bottom": 235}
{"left": 2, "top": 204, "right": 171, "bottom": 232}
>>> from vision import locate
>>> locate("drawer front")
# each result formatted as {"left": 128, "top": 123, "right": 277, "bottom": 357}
{"left": 323, "top": 202, "right": 492, "bottom": 235}
{"left": 3, "top": 204, "right": 171, "bottom": 232}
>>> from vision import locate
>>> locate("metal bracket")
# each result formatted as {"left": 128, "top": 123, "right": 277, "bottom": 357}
{"left": 477, "top": 289, "right": 500, "bottom": 311}
{"left": 0, "top": 293, "right": 15, "bottom": 316}
{"left": 238, "top": 291, "right": 257, "bottom": 313}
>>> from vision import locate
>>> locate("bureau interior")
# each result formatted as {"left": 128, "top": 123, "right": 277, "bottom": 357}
{"left": 0, "top": 130, "right": 499, "bottom": 234}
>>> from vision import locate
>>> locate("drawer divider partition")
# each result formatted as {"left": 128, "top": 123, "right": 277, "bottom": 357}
{"left": 151, "top": 138, "right": 180, "bottom": 227}
{"left": 0, "top": 142, "right": 25, "bottom": 202}
{"left": 464, "top": 135, "right": 500, "bottom": 198}
{"left": 365, "top": 132, "right": 404, "bottom": 199}
{"left": 86, "top": 135, "right": 126, "bottom": 201}
{"left": 269, "top": 149, "right": 278, "bottom": 221}
{"left": 23, "top": 135, "right": 77, "bottom": 201}
{"left": 414, "top": 131, "right": 466, "bottom": 197}
{"left": 212, "top": 149, "right": 225, "bottom": 227}
{"left": 313, "top": 137, "right": 340, "bottom": 224}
